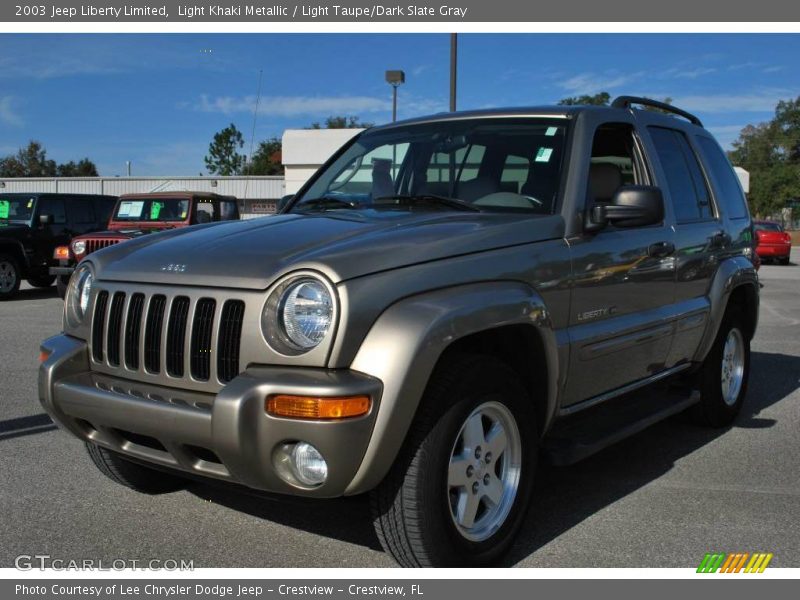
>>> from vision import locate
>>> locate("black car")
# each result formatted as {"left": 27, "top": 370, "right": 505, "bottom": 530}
{"left": 0, "top": 193, "right": 117, "bottom": 300}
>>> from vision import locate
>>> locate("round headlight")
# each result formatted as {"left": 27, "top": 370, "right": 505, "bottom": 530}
{"left": 67, "top": 264, "right": 94, "bottom": 323}
{"left": 280, "top": 279, "right": 333, "bottom": 349}
{"left": 262, "top": 274, "right": 336, "bottom": 355}
{"left": 72, "top": 240, "right": 86, "bottom": 255}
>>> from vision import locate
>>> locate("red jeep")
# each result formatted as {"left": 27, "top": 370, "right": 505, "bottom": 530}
{"left": 52, "top": 192, "right": 239, "bottom": 297}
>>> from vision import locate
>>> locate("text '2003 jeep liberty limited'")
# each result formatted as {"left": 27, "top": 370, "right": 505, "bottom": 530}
{"left": 40, "top": 97, "right": 758, "bottom": 567}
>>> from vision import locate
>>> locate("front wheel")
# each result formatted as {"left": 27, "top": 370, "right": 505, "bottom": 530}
{"left": 86, "top": 442, "right": 185, "bottom": 494}
{"left": 56, "top": 275, "right": 69, "bottom": 299}
{"left": 0, "top": 254, "right": 21, "bottom": 300}
{"left": 371, "top": 355, "right": 536, "bottom": 567}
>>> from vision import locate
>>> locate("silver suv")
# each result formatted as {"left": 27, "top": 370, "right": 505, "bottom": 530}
{"left": 40, "top": 97, "right": 759, "bottom": 567}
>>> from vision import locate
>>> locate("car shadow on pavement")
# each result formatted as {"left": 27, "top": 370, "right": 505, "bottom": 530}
{"left": 504, "top": 350, "right": 800, "bottom": 565}
{"left": 179, "top": 351, "right": 798, "bottom": 562}
{"left": 0, "top": 413, "right": 57, "bottom": 442}
{"left": 6, "top": 286, "right": 59, "bottom": 301}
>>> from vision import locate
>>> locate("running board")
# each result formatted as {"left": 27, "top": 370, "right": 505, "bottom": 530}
{"left": 542, "top": 385, "right": 700, "bottom": 466}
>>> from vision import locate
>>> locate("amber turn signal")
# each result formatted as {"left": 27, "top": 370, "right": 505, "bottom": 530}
{"left": 53, "top": 246, "right": 70, "bottom": 260}
{"left": 266, "top": 394, "right": 371, "bottom": 420}
{"left": 38, "top": 349, "right": 51, "bottom": 363}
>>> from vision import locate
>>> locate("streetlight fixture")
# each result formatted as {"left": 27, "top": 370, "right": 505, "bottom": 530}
{"left": 385, "top": 70, "right": 406, "bottom": 122}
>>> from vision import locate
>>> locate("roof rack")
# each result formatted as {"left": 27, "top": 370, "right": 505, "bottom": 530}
{"left": 611, "top": 96, "right": 703, "bottom": 127}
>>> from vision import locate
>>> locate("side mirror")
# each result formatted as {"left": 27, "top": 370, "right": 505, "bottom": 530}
{"left": 39, "top": 214, "right": 53, "bottom": 226}
{"left": 587, "top": 186, "right": 664, "bottom": 230}
{"left": 277, "top": 195, "right": 294, "bottom": 213}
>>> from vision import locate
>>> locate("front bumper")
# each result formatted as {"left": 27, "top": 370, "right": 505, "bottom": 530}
{"left": 38, "top": 334, "right": 383, "bottom": 497}
{"left": 49, "top": 266, "right": 75, "bottom": 276}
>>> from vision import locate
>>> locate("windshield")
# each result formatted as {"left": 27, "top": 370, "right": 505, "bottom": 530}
{"left": 0, "top": 197, "right": 35, "bottom": 224}
{"left": 755, "top": 222, "right": 783, "bottom": 232}
{"left": 292, "top": 117, "right": 568, "bottom": 214}
{"left": 113, "top": 198, "right": 190, "bottom": 222}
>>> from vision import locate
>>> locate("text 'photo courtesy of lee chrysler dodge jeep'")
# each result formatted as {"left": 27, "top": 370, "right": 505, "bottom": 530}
{"left": 0, "top": 193, "right": 117, "bottom": 300}
{"left": 52, "top": 192, "right": 241, "bottom": 297}
{"left": 39, "top": 97, "right": 759, "bottom": 567}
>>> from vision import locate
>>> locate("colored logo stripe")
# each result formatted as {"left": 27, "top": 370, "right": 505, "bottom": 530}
{"left": 697, "top": 552, "right": 773, "bottom": 573}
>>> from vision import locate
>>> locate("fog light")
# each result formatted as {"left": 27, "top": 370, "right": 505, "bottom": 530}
{"left": 291, "top": 442, "right": 328, "bottom": 486}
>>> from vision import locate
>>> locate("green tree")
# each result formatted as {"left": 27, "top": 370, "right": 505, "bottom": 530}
{"left": 57, "top": 158, "right": 99, "bottom": 177}
{"left": 204, "top": 123, "right": 245, "bottom": 176}
{"left": 558, "top": 92, "right": 610, "bottom": 106}
{"left": 729, "top": 96, "right": 800, "bottom": 217}
{"left": 0, "top": 141, "right": 57, "bottom": 177}
{"left": 308, "top": 115, "right": 373, "bottom": 129}
{"left": 241, "top": 137, "right": 283, "bottom": 176}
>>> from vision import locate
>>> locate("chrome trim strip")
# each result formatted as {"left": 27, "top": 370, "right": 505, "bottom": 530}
{"left": 558, "top": 363, "right": 693, "bottom": 416}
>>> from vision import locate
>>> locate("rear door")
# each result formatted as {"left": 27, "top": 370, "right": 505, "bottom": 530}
{"left": 564, "top": 119, "right": 677, "bottom": 406}
{"left": 33, "top": 195, "right": 69, "bottom": 268}
{"left": 645, "top": 127, "right": 725, "bottom": 366}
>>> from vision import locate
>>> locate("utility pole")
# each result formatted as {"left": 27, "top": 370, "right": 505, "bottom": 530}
{"left": 450, "top": 33, "right": 457, "bottom": 112}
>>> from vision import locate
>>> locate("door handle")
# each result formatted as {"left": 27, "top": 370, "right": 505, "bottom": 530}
{"left": 710, "top": 231, "right": 731, "bottom": 247}
{"left": 648, "top": 241, "right": 675, "bottom": 258}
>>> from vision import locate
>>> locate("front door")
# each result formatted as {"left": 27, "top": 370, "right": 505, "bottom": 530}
{"left": 563, "top": 122, "right": 676, "bottom": 407}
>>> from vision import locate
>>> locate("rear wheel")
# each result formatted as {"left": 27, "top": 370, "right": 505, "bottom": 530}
{"left": 693, "top": 306, "right": 750, "bottom": 427}
{"left": 371, "top": 354, "right": 536, "bottom": 567}
{"left": 27, "top": 275, "right": 55, "bottom": 288}
{"left": 86, "top": 442, "right": 185, "bottom": 494}
{"left": 778, "top": 256, "right": 790, "bottom": 265}
{"left": 0, "top": 254, "right": 21, "bottom": 300}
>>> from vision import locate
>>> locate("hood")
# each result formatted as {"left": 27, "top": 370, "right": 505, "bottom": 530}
{"left": 92, "top": 210, "right": 565, "bottom": 289}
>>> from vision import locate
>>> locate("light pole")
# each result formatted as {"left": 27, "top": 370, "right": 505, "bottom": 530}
{"left": 450, "top": 33, "right": 457, "bottom": 112}
{"left": 385, "top": 70, "right": 405, "bottom": 122}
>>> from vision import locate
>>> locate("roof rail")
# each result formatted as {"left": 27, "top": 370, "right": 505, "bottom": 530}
{"left": 611, "top": 96, "right": 703, "bottom": 127}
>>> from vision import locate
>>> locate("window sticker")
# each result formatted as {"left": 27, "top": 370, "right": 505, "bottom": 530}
{"left": 150, "top": 202, "right": 164, "bottom": 220}
{"left": 27, "top": 199, "right": 34, "bottom": 209}
{"left": 180, "top": 210, "right": 187, "bottom": 219}
{"left": 535, "top": 147, "right": 554, "bottom": 163}
{"left": 545, "top": 127, "right": 558, "bottom": 136}
{"left": 118, "top": 201, "right": 144, "bottom": 218}
{"left": 0, "top": 200, "right": 8, "bottom": 219}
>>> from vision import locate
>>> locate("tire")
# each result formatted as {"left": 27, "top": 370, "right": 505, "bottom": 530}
{"left": 778, "top": 256, "right": 790, "bottom": 265}
{"left": 27, "top": 275, "right": 56, "bottom": 288}
{"left": 693, "top": 306, "right": 750, "bottom": 427}
{"left": 371, "top": 354, "right": 537, "bottom": 567}
{"left": 85, "top": 442, "right": 185, "bottom": 494}
{"left": 0, "top": 253, "right": 21, "bottom": 300}
{"left": 56, "top": 275, "right": 69, "bottom": 299}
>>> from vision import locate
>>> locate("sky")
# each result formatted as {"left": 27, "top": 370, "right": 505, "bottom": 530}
{"left": 0, "top": 33, "right": 798, "bottom": 176}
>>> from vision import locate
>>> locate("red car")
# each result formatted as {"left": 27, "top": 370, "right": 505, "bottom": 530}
{"left": 754, "top": 220, "right": 792, "bottom": 265}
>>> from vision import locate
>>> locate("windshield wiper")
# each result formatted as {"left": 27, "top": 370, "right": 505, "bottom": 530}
{"left": 294, "top": 196, "right": 361, "bottom": 212}
{"left": 372, "top": 194, "right": 481, "bottom": 212}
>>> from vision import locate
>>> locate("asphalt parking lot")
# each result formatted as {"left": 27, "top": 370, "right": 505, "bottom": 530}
{"left": 2, "top": 250, "right": 798, "bottom": 569}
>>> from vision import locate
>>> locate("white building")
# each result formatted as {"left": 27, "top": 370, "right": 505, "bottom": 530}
{"left": 282, "top": 128, "right": 363, "bottom": 194}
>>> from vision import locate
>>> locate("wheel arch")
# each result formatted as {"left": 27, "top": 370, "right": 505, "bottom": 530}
{"left": 693, "top": 255, "right": 759, "bottom": 363}
{"left": 0, "top": 239, "right": 29, "bottom": 278}
{"left": 344, "top": 281, "right": 559, "bottom": 495}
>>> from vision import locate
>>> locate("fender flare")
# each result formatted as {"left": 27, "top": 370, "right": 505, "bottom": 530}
{"left": 693, "top": 255, "right": 759, "bottom": 363}
{"left": 344, "top": 280, "right": 558, "bottom": 495}
{"left": 0, "top": 238, "right": 30, "bottom": 271}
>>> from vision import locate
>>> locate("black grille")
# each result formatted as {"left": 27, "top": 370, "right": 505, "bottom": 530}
{"left": 144, "top": 295, "right": 166, "bottom": 373}
{"left": 86, "top": 239, "right": 122, "bottom": 255}
{"left": 124, "top": 293, "right": 145, "bottom": 369}
{"left": 92, "top": 289, "right": 244, "bottom": 384}
{"left": 166, "top": 297, "right": 190, "bottom": 377}
{"left": 106, "top": 292, "right": 126, "bottom": 366}
{"left": 92, "top": 291, "right": 109, "bottom": 362}
{"left": 190, "top": 299, "right": 216, "bottom": 381}
{"left": 217, "top": 300, "right": 245, "bottom": 383}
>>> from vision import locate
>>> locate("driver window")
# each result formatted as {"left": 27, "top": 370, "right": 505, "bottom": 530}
{"left": 587, "top": 124, "right": 643, "bottom": 206}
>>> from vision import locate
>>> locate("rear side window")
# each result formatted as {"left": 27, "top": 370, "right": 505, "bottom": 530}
{"left": 649, "top": 127, "right": 712, "bottom": 222}
{"left": 38, "top": 197, "right": 66, "bottom": 224}
{"left": 695, "top": 136, "right": 749, "bottom": 220}
{"left": 68, "top": 198, "right": 95, "bottom": 224}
